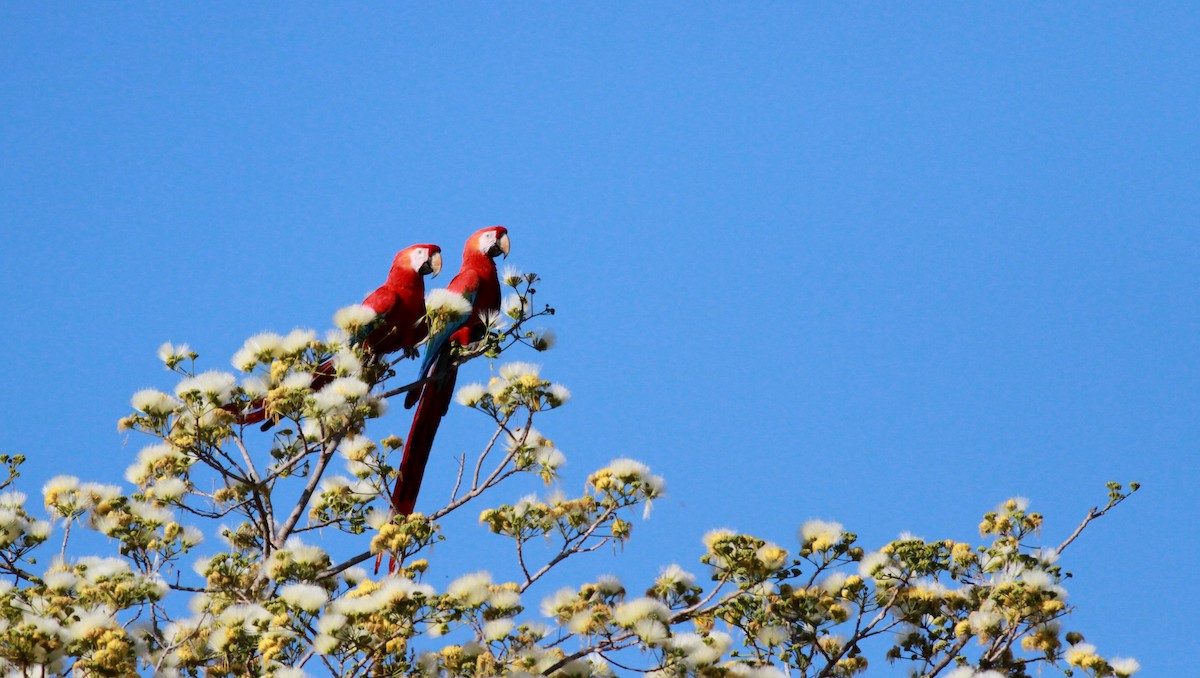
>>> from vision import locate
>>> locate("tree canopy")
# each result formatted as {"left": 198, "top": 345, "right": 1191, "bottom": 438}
{"left": 0, "top": 274, "right": 1138, "bottom": 677}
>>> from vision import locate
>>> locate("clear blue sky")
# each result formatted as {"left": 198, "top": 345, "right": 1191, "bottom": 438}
{"left": 2, "top": 4, "right": 1196, "bottom": 673}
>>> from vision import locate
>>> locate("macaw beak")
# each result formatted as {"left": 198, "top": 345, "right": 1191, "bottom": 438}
{"left": 497, "top": 232, "right": 510, "bottom": 259}
{"left": 429, "top": 251, "right": 443, "bottom": 277}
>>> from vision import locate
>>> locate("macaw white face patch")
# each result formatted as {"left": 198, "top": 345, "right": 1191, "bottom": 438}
{"left": 409, "top": 248, "right": 428, "bottom": 272}
{"left": 477, "top": 230, "right": 497, "bottom": 254}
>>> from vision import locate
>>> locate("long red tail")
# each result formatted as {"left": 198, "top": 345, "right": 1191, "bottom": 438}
{"left": 390, "top": 367, "right": 457, "bottom": 515}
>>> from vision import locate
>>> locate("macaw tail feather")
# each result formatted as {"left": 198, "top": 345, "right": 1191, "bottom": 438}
{"left": 382, "top": 360, "right": 456, "bottom": 574}
{"left": 390, "top": 365, "right": 457, "bottom": 517}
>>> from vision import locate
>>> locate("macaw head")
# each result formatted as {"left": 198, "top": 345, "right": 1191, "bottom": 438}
{"left": 394, "top": 244, "right": 443, "bottom": 281}
{"left": 465, "top": 226, "right": 510, "bottom": 260}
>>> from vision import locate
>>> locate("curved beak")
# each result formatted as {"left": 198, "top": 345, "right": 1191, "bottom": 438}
{"left": 497, "top": 232, "right": 511, "bottom": 259}
{"left": 429, "top": 251, "right": 443, "bottom": 277}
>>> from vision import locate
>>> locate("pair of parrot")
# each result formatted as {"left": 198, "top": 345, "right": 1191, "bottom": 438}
{"left": 242, "top": 225, "right": 510, "bottom": 519}
{"left": 390, "top": 225, "right": 509, "bottom": 516}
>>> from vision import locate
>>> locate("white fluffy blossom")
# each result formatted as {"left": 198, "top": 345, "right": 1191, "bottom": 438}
{"left": 455, "top": 383, "right": 488, "bottom": 407}
{"left": 333, "top": 304, "right": 377, "bottom": 330}
{"left": 425, "top": 289, "right": 472, "bottom": 317}
{"left": 1110, "top": 657, "right": 1141, "bottom": 676}
{"left": 756, "top": 542, "right": 788, "bottom": 569}
{"left": 280, "top": 537, "right": 328, "bottom": 564}
{"left": 546, "top": 384, "right": 571, "bottom": 406}
{"left": 534, "top": 445, "right": 566, "bottom": 471}
{"left": 241, "top": 375, "right": 269, "bottom": 397}
{"left": 233, "top": 333, "right": 284, "bottom": 369}
{"left": 540, "top": 587, "right": 576, "bottom": 618}
{"left": 447, "top": 572, "right": 492, "bottom": 606}
{"left": 756, "top": 625, "right": 788, "bottom": 646}
{"left": 217, "top": 603, "right": 272, "bottom": 631}
{"left": 338, "top": 436, "right": 375, "bottom": 463}
{"left": 612, "top": 597, "right": 670, "bottom": 626}
{"left": 531, "top": 329, "right": 557, "bottom": 351}
{"left": 633, "top": 618, "right": 669, "bottom": 645}
{"left": 488, "top": 589, "right": 521, "bottom": 610}
{"left": 0, "top": 492, "right": 25, "bottom": 508}
{"left": 317, "top": 613, "right": 347, "bottom": 635}
{"left": 43, "top": 571, "right": 78, "bottom": 591}
{"left": 281, "top": 372, "right": 315, "bottom": 390}
{"left": 594, "top": 575, "right": 621, "bottom": 594}
{"left": 968, "top": 608, "right": 1002, "bottom": 634}
{"left": 500, "top": 265, "right": 523, "bottom": 287}
{"left": 131, "top": 389, "right": 180, "bottom": 415}
{"left": 499, "top": 362, "right": 541, "bottom": 381}
{"left": 800, "top": 519, "right": 844, "bottom": 550}
{"left": 279, "top": 583, "right": 329, "bottom": 612}
{"left": 671, "top": 631, "right": 730, "bottom": 667}
{"left": 326, "top": 377, "right": 369, "bottom": 400}
{"left": 280, "top": 328, "right": 317, "bottom": 354}
{"left": 604, "top": 458, "right": 666, "bottom": 502}
{"left": 502, "top": 292, "right": 528, "bottom": 319}
{"left": 128, "top": 500, "right": 173, "bottom": 526}
{"left": 819, "top": 572, "right": 849, "bottom": 594}
{"left": 77, "top": 556, "right": 130, "bottom": 582}
{"left": 483, "top": 619, "right": 514, "bottom": 641}
{"left": 314, "top": 633, "right": 338, "bottom": 654}
{"left": 157, "top": 342, "right": 191, "bottom": 364}
{"left": 857, "top": 551, "right": 890, "bottom": 577}
{"left": 658, "top": 564, "right": 695, "bottom": 588}
{"left": 174, "top": 371, "right": 236, "bottom": 401}
{"left": 330, "top": 348, "right": 363, "bottom": 377}
{"left": 151, "top": 477, "right": 188, "bottom": 501}
{"left": 42, "top": 475, "right": 79, "bottom": 507}
{"left": 125, "top": 443, "right": 186, "bottom": 485}
{"left": 1065, "top": 642, "right": 1098, "bottom": 666}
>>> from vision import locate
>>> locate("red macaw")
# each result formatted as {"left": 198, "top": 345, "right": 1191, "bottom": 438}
{"left": 238, "top": 243, "right": 442, "bottom": 425}
{"left": 389, "top": 226, "right": 509, "bottom": 516}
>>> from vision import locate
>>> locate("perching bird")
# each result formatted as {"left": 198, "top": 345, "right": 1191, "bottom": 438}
{"left": 389, "top": 226, "right": 509, "bottom": 516}
{"left": 238, "top": 243, "right": 442, "bottom": 425}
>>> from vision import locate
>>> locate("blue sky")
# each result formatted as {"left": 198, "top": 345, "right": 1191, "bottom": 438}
{"left": 2, "top": 4, "right": 1196, "bottom": 673}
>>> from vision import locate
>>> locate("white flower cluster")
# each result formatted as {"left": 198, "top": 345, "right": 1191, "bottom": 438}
{"left": 0, "top": 556, "right": 168, "bottom": 674}
{"left": 500, "top": 265, "right": 524, "bottom": 288}
{"left": 125, "top": 443, "right": 192, "bottom": 486}
{"left": 0, "top": 491, "right": 49, "bottom": 549}
{"left": 309, "top": 377, "right": 372, "bottom": 417}
{"left": 229, "top": 329, "right": 318, "bottom": 372}
{"left": 332, "top": 304, "right": 378, "bottom": 331}
{"left": 130, "top": 388, "right": 181, "bottom": 416}
{"left": 425, "top": 289, "right": 473, "bottom": 328}
{"left": 502, "top": 292, "right": 529, "bottom": 320}
{"left": 857, "top": 551, "right": 902, "bottom": 581}
{"left": 666, "top": 630, "right": 734, "bottom": 670}
{"left": 456, "top": 362, "right": 570, "bottom": 413}
{"left": 591, "top": 458, "right": 666, "bottom": 505}
{"left": 157, "top": 342, "right": 193, "bottom": 368}
{"left": 174, "top": 370, "right": 237, "bottom": 403}
{"left": 312, "top": 577, "right": 437, "bottom": 654}
{"left": 506, "top": 428, "right": 566, "bottom": 480}
{"left": 799, "top": 519, "right": 845, "bottom": 552}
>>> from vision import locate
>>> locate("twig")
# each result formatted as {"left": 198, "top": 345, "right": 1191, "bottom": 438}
{"left": 274, "top": 431, "right": 341, "bottom": 548}
{"left": 924, "top": 634, "right": 971, "bottom": 677}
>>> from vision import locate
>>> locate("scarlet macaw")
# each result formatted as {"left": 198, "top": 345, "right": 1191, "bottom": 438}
{"left": 238, "top": 243, "right": 442, "bottom": 425}
{"left": 389, "top": 226, "right": 509, "bottom": 515}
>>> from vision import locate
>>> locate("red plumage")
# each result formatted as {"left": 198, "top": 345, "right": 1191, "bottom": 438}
{"left": 388, "top": 226, "right": 508, "bottom": 518}
{"left": 236, "top": 243, "right": 441, "bottom": 426}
